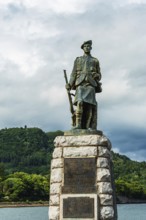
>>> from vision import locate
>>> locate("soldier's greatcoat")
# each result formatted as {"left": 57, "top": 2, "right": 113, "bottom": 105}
{"left": 69, "top": 54, "right": 101, "bottom": 106}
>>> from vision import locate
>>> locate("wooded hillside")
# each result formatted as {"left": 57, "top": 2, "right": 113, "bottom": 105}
{"left": 0, "top": 127, "right": 63, "bottom": 175}
{"left": 113, "top": 152, "right": 146, "bottom": 202}
{"left": 0, "top": 127, "right": 146, "bottom": 202}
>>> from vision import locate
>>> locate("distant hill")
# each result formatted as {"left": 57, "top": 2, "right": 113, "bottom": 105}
{"left": 0, "top": 127, "right": 63, "bottom": 175}
{"left": 112, "top": 151, "right": 146, "bottom": 202}
{"left": 0, "top": 127, "right": 146, "bottom": 202}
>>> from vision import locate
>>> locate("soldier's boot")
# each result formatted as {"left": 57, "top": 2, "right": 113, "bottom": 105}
{"left": 91, "top": 103, "right": 97, "bottom": 130}
{"left": 74, "top": 101, "right": 83, "bottom": 129}
{"left": 75, "top": 111, "right": 82, "bottom": 129}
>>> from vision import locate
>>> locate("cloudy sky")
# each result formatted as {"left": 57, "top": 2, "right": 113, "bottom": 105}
{"left": 0, "top": 0, "right": 146, "bottom": 161}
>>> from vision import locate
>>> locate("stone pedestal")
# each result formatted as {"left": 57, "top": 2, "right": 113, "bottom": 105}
{"left": 49, "top": 132, "right": 117, "bottom": 220}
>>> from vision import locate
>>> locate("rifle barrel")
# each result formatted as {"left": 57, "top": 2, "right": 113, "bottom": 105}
{"left": 63, "top": 69, "right": 74, "bottom": 115}
{"left": 64, "top": 70, "right": 68, "bottom": 84}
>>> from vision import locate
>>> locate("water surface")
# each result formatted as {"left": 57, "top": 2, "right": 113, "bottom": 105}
{"left": 0, "top": 207, "right": 48, "bottom": 220}
{"left": 0, "top": 204, "right": 146, "bottom": 220}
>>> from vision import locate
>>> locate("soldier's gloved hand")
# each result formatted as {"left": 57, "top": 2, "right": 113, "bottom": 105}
{"left": 65, "top": 83, "right": 71, "bottom": 90}
{"left": 92, "top": 72, "right": 101, "bottom": 81}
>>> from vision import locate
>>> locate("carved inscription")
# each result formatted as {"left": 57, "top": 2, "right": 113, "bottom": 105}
{"left": 63, "top": 158, "right": 96, "bottom": 194}
{"left": 62, "top": 185, "right": 96, "bottom": 193}
{"left": 63, "top": 197, "right": 94, "bottom": 218}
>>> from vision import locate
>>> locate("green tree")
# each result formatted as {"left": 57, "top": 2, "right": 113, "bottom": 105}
{"left": 2, "top": 172, "right": 49, "bottom": 201}
{"left": 2, "top": 177, "right": 25, "bottom": 201}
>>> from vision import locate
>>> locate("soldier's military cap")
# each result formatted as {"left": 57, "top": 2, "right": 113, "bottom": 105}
{"left": 81, "top": 40, "right": 92, "bottom": 49}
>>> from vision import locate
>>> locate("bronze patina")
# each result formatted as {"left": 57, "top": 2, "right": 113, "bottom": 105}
{"left": 63, "top": 197, "right": 94, "bottom": 218}
{"left": 65, "top": 40, "right": 102, "bottom": 130}
{"left": 62, "top": 158, "right": 96, "bottom": 193}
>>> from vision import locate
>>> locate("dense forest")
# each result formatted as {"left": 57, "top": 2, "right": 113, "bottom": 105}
{"left": 113, "top": 152, "right": 146, "bottom": 202}
{"left": 0, "top": 127, "right": 146, "bottom": 203}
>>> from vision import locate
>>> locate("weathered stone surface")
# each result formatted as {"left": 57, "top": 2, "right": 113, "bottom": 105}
{"left": 100, "top": 206, "right": 114, "bottom": 220}
{"left": 50, "top": 183, "right": 62, "bottom": 194}
{"left": 54, "top": 135, "right": 101, "bottom": 147}
{"left": 98, "top": 146, "right": 111, "bottom": 158}
{"left": 63, "top": 146, "right": 97, "bottom": 157}
{"left": 100, "top": 194, "right": 113, "bottom": 206}
{"left": 52, "top": 147, "right": 62, "bottom": 159}
{"left": 49, "top": 206, "right": 59, "bottom": 220}
{"left": 97, "top": 168, "right": 111, "bottom": 182}
{"left": 97, "top": 157, "right": 109, "bottom": 168}
{"left": 49, "top": 194, "right": 60, "bottom": 206}
{"left": 100, "top": 135, "right": 112, "bottom": 149}
{"left": 51, "top": 158, "right": 63, "bottom": 168}
{"left": 97, "top": 182, "right": 113, "bottom": 194}
{"left": 50, "top": 168, "right": 62, "bottom": 183}
{"left": 49, "top": 134, "right": 117, "bottom": 220}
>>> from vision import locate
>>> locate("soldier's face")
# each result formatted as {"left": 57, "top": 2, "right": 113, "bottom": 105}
{"left": 83, "top": 44, "right": 92, "bottom": 54}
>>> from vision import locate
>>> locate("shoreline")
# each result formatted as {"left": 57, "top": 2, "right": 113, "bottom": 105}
{"left": 1, "top": 201, "right": 146, "bottom": 208}
{"left": 0, "top": 202, "right": 49, "bottom": 208}
{"left": 117, "top": 196, "right": 146, "bottom": 204}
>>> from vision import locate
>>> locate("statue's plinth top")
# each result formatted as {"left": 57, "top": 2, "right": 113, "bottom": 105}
{"left": 64, "top": 129, "right": 103, "bottom": 136}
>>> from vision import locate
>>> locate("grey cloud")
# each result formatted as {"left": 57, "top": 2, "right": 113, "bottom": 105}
{"left": 109, "top": 126, "right": 146, "bottom": 161}
{"left": 0, "top": 1, "right": 146, "bottom": 161}
{"left": 127, "top": 67, "right": 146, "bottom": 88}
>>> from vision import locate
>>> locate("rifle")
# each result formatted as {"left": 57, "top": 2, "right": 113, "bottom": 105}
{"left": 64, "top": 70, "right": 76, "bottom": 126}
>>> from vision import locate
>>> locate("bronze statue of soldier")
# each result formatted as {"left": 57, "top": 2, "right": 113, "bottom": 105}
{"left": 66, "top": 40, "right": 102, "bottom": 130}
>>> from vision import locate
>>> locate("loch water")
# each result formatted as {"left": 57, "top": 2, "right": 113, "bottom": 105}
{"left": 0, "top": 204, "right": 146, "bottom": 220}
